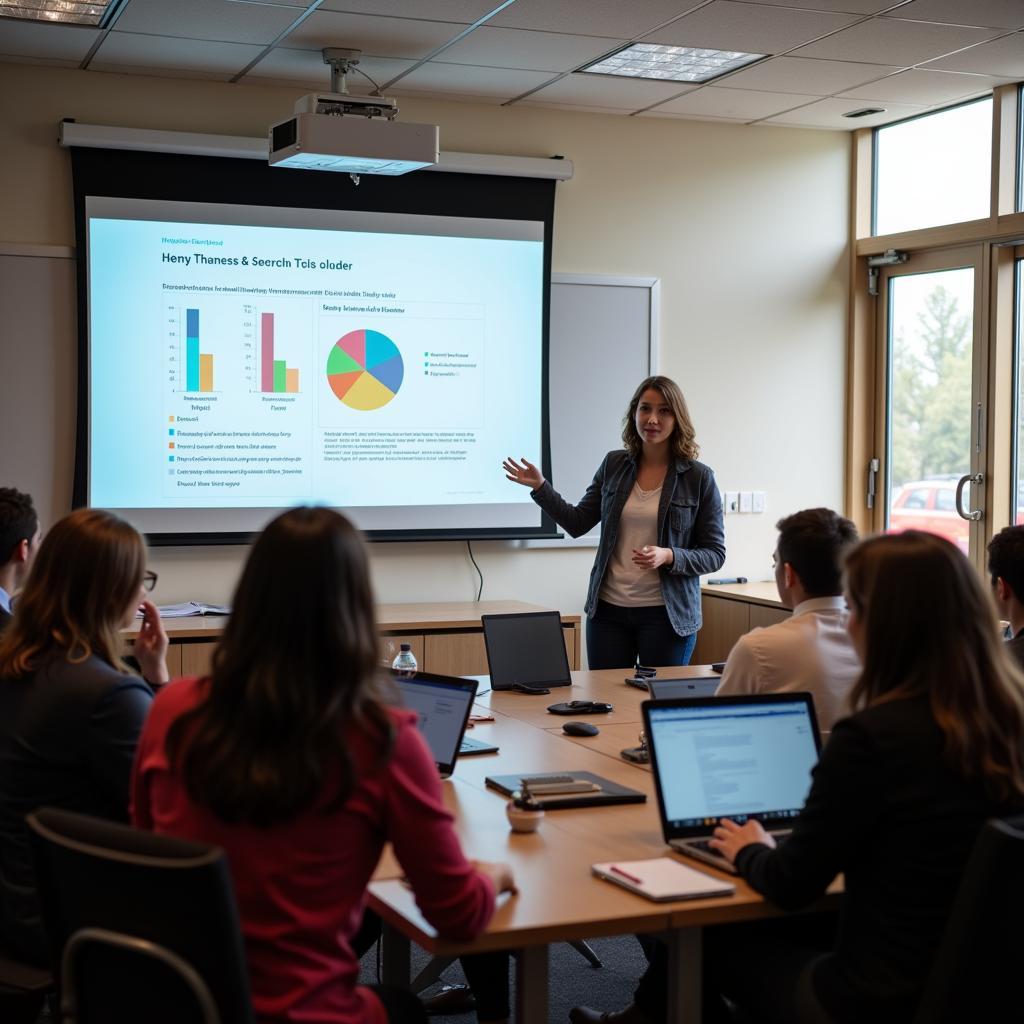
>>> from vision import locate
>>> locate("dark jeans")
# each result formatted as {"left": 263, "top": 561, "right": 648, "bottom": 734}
{"left": 461, "top": 951, "right": 511, "bottom": 1019}
{"left": 368, "top": 984, "right": 429, "bottom": 1023}
{"left": 587, "top": 601, "right": 696, "bottom": 670}
{"left": 634, "top": 914, "right": 839, "bottom": 1024}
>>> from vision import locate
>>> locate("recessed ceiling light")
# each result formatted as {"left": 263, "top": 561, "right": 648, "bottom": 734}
{"left": 577, "top": 42, "right": 766, "bottom": 85}
{"left": 0, "top": 0, "right": 120, "bottom": 26}
{"left": 844, "top": 107, "right": 886, "bottom": 118}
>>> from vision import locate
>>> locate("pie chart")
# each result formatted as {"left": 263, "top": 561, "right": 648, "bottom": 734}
{"left": 326, "top": 329, "right": 404, "bottom": 410}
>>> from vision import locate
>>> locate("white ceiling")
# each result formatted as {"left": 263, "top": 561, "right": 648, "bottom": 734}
{"left": 0, "top": 0, "right": 1021, "bottom": 129}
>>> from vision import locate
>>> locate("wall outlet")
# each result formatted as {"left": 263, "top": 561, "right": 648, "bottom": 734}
{"left": 739, "top": 491, "right": 753, "bottom": 513}
{"left": 724, "top": 491, "right": 739, "bottom": 514}
{"left": 752, "top": 491, "right": 766, "bottom": 514}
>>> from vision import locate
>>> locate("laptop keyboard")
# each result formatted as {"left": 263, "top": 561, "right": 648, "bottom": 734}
{"left": 689, "top": 830, "right": 791, "bottom": 856}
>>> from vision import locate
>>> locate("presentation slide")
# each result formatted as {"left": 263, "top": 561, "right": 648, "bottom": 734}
{"left": 86, "top": 197, "right": 546, "bottom": 538}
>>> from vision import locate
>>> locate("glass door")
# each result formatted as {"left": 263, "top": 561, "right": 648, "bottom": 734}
{"left": 874, "top": 247, "right": 987, "bottom": 562}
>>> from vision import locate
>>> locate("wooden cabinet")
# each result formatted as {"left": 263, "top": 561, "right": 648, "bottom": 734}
{"left": 692, "top": 584, "right": 790, "bottom": 664}
{"left": 133, "top": 602, "right": 582, "bottom": 679}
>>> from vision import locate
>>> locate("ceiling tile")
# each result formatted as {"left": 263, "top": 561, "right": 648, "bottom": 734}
{"left": 763, "top": 95, "right": 926, "bottom": 127}
{"left": 243, "top": 47, "right": 416, "bottom": 91}
{"left": 488, "top": 0, "right": 705, "bottom": 39}
{"left": 838, "top": 67, "right": 1010, "bottom": 104}
{"left": 641, "top": 1, "right": 860, "bottom": 55}
{"left": 715, "top": 55, "right": 902, "bottom": 94}
{"left": 320, "top": 1, "right": 506, "bottom": 20}
{"left": 394, "top": 61, "right": 558, "bottom": 99}
{"left": 793, "top": 17, "right": 1001, "bottom": 63}
{"left": 113, "top": 0, "right": 302, "bottom": 44}
{"left": 726, "top": 0, "right": 894, "bottom": 11}
{"left": 525, "top": 71, "right": 695, "bottom": 109}
{"left": 91, "top": 32, "right": 264, "bottom": 75}
{"left": 0, "top": 20, "right": 100, "bottom": 61}
{"left": 432, "top": 25, "right": 625, "bottom": 72}
{"left": 882, "top": 0, "right": 1024, "bottom": 30}
{"left": 652, "top": 84, "right": 820, "bottom": 118}
{"left": 638, "top": 110, "right": 749, "bottom": 122}
{"left": 924, "top": 31, "right": 1024, "bottom": 76}
{"left": 518, "top": 100, "right": 637, "bottom": 116}
{"left": 284, "top": 10, "right": 467, "bottom": 59}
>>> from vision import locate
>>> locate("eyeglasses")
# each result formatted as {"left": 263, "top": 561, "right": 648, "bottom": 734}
{"left": 142, "top": 570, "right": 158, "bottom": 592}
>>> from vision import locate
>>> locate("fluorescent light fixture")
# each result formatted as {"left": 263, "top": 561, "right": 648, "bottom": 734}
{"left": 0, "top": 0, "right": 118, "bottom": 25}
{"left": 578, "top": 42, "right": 765, "bottom": 84}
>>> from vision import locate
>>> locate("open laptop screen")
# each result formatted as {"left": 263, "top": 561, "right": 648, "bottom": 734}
{"left": 644, "top": 695, "right": 820, "bottom": 838}
{"left": 648, "top": 676, "right": 720, "bottom": 700}
{"left": 481, "top": 611, "right": 571, "bottom": 689}
{"left": 392, "top": 670, "right": 477, "bottom": 777}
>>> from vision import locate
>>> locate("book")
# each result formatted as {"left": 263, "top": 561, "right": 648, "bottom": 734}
{"left": 592, "top": 858, "right": 736, "bottom": 902}
{"left": 136, "top": 601, "right": 231, "bottom": 618}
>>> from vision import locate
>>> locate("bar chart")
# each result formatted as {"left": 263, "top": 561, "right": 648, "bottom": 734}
{"left": 260, "top": 312, "right": 300, "bottom": 394}
{"left": 184, "top": 308, "right": 216, "bottom": 393}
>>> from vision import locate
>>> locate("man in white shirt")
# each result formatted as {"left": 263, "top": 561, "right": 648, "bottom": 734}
{"left": 716, "top": 507, "right": 860, "bottom": 732}
{"left": 0, "top": 488, "right": 40, "bottom": 634}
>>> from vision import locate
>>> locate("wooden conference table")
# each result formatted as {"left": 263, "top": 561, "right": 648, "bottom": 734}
{"left": 367, "top": 667, "right": 840, "bottom": 1023}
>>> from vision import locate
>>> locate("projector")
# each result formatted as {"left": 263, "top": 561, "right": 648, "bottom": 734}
{"left": 269, "top": 91, "right": 439, "bottom": 176}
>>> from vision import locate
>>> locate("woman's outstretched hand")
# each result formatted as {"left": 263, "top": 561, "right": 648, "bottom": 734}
{"left": 503, "top": 457, "right": 544, "bottom": 490}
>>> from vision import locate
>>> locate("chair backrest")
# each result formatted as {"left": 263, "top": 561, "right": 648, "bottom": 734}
{"left": 27, "top": 807, "right": 253, "bottom": 1024}
{"left": 912, "top": 813, "right": 1024, "bottom": 1023}
{"left": 62, "top": 928, "right": 220, "bottom": 1024}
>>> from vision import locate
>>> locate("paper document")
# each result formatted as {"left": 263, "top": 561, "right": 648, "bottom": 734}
{"left": 139, "top": 601, "right": 231, "bottom": 618}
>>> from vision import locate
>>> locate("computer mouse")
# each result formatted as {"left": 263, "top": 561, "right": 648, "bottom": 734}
{"left": 563, "top": 721, "right": 600, "bottom": 737}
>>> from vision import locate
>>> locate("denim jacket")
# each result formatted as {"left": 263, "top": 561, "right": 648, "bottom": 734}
{"left": 531, "top": 450, "right": 726, "bottom": 636}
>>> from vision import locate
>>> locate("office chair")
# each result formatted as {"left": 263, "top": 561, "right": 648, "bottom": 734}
{"left": 27, "top": 807, "right": 253, "bottom": 1024}
{"left": 0, "top": 951, "right": 52, "bottom": 1024}
{"left": 911, "top": 813, "right": 1024, "bottom": 1024}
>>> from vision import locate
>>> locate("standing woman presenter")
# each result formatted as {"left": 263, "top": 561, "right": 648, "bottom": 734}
{"left": 504, "top": 375, "right": 725, "bottom": 669}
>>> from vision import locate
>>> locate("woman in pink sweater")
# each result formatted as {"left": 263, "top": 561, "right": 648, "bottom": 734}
{"left": 132, "top": 507, "right": 513, "bottom": 1024}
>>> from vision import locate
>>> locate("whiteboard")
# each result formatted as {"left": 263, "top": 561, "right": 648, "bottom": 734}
{"left": 528, "top": 273, "right": 657, "bottom": 548}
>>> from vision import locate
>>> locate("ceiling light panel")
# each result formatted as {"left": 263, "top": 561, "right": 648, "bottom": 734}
{"left": 0, "top": 0, "right": 113, "bottom": 25}
{"left": 579, "top": 42, "right": 765, "bottom": 84}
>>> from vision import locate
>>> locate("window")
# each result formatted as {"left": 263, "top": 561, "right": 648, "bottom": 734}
{"left": 902, "top": 489, "right": 931, "bottom": 509}
{"left": 874, "top": 98, "right": 993, "bottom": 236}
{"left": 1016, "top": 259, "right": 1024, "bottom": 526}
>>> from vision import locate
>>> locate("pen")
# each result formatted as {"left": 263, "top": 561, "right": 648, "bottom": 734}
{"left": 609, "top": 864, "right": 643, "bottom": 884}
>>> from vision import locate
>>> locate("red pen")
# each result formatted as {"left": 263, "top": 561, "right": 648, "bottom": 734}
{"left": 609, "top": 864, "right": 643, "bottom": 884}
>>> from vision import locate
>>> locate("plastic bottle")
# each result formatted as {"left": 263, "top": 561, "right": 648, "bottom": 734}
{"left": 391, "top": 643, "right": 418, "bottom": 676}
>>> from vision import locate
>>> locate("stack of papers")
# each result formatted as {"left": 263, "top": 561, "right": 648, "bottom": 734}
{"left": 137, "top": 601, "right": 231, "bottom": 618}
{"left": 592, "top": 858, "right": 735, "bottom": 902}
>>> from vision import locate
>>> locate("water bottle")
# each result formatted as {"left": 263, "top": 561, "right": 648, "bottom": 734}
{"left": 391, "top": 643, "right": 418, "bottom": 676}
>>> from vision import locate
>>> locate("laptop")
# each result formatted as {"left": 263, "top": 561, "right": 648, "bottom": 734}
{"left": 643, "top": 693, "right": 822, "bottom": 874}
{"left": 391, "top": 669, "right": 482, "bottom": 778}
{"left": 647, "top": 676, "right": 721, "bottom": 700}
{"left": 481, "top": 611, "right": 572, "bottom": 690}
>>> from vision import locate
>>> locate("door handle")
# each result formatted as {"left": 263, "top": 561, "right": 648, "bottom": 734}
{"left": 955, "top": 473, "right": 983, "bottom": 522}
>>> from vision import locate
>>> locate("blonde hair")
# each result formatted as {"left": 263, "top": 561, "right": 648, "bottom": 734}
{"left": 0, "top": 508, "right": 145, "bottom": 677}
{"left": 622, "top": 376, "right": 699, "bottom": 461}
{"left": 845, "top": 531, "right": 1024, "bottom": 801}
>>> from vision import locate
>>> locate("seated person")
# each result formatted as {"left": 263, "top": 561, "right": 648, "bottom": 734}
{"left": 0, "top": 508, "right": 167, "bottom": 965}
{"left": 131, "top": 507, "right": 514, "bottom": 1024}
{"left": 573, "top": 530, "right": 1024, "bottom": 1024}
{"left": 0, "top": 488, "right": 40, "bottom": 634}
{"left": 988, "top": 524, "right": 1024, "bottom": 669}
{"left": 717, "top": 507, "right": 860, "bottom": 731}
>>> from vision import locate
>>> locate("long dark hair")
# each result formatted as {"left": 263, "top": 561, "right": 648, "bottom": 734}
{"left": 846, "top": 531, "right": 1024, "bottom": 801}
{"left": 165, "top": 507, "right": 393, "bottom": 825}
{"left": 0, "top": 508, "right": 144, "bottom": 677}
{"left": 622, "top": 375, "right": 699, "bottom": 461}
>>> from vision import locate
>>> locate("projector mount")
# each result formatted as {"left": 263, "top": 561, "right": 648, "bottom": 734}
{"left": 312, "top": 48, "right": 398, "bottom": 122}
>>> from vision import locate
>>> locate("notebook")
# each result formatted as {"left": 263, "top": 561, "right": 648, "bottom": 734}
{"left": 643, "top": 693, "right": 821, "bottom": 874}
{"left": 648, "top": 676, "right": 721, "bottom": 700}
{"left": 481, "top": 611, "right": 572, "bottom": 690}
{"left": 592, "top": 858, "right": 736, "bottom": 902}
{"left": 485, "top": 770, "right": 646, "bottom": 810}
{"left": 391, "top": 670, "right": 478, "bottom": 779}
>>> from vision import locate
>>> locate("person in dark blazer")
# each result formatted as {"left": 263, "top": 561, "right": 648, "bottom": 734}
{"left": 989, "top": 524, "right": 1024, "bottom": 670}
{"left": 573, "top": 530, "right": 1024, "bottom": 1024}
{"left": 0, "top": 488, "right": 39, "bottom": 634}
{"left": 505, "top": 375, "right": 725, "bottom": 669}
{"left": 0, "top": 508, "right": 168, "bottom": 965}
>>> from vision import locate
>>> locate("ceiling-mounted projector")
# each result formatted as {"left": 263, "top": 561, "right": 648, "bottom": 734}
{"left": 268, "top": 48, "right": 439, "bottom": 176}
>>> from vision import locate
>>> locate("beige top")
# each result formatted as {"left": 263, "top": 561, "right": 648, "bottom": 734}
{"left": 599, "top": 483, "right": 664, "bottom": 607}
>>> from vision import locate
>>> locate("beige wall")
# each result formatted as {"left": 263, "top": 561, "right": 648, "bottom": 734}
{"left": 0, "top": 62, "right": 850, "bottom": 640}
